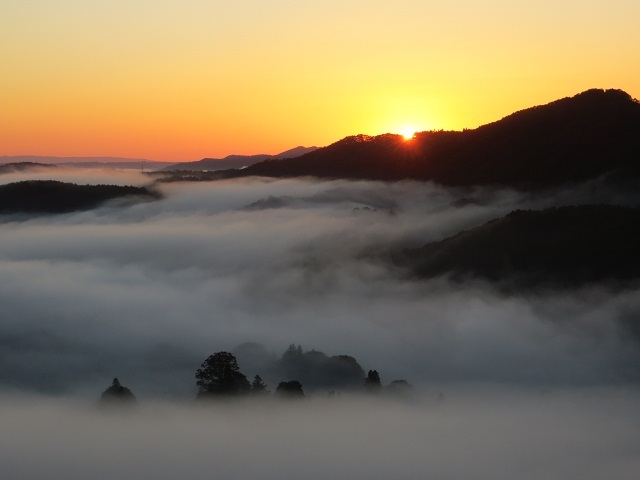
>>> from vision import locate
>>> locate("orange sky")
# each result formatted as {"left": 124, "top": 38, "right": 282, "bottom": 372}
{"left": 2, "top": 1, "right": 639, "bottom": 162}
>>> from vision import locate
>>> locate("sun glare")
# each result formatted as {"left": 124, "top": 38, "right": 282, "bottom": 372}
{"left": 399, "top": 127, "right": 416, "bottom": 140}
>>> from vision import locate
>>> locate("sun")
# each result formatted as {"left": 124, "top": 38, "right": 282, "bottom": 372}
{"left": 399, "top": 127, "right": 416, "bottom": 141}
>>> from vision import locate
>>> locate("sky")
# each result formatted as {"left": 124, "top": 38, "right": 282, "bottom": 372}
{"left": 2, "top": 0, "right": 639, "bottom": 161}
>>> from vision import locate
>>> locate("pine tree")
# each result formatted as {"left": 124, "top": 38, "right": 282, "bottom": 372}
{"left": 250, "top": 375, "right": 269, "bottom": 394}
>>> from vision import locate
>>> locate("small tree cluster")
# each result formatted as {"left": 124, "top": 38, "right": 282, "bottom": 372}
{"left": 279, "top": 344, "right": 364, "bottom": 391}
{"left": 195, "top": 351, "right": 296, "bottom": 399}
{"left": 192, "top": 348, "right": 411, "bottom": 401}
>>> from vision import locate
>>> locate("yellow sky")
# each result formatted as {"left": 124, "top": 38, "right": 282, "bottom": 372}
{"left": 2, "top": 0, "right": 639, "bottom": 161}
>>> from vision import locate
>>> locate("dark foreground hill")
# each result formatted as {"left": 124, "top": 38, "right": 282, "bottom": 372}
{"left": 399, "top": 204, "right": 640, "bottom": 289}
{"left": 0, "top": 180, "right": 159, "bottom": 214}
{"left": 235, "top": 89, "right": 640, "bottom": 190}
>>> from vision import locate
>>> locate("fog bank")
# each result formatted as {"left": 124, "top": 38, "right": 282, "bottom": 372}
{"left": 0, "top": 177, "right": 639, "bottom": 396}
{"left": 1, "top": 389, "right": 639, "bottom": 480}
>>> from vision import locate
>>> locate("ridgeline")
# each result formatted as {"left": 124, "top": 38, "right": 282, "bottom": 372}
{"left": 229, "top": 89, "right": 640, "bottom": 190}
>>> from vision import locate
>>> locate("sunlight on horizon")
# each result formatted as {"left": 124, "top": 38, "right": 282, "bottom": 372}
{"left": 398, "top": 126, "right": 418, "bottom": 140}
{"left": 1, "top": 0, "right": 639, "bottom": 161}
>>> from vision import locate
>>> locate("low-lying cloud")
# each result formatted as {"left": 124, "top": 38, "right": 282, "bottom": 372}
{"left": 1, "top": 175, "right": 639, "bottom": 396}
{"left": 0, "top": 166, "right": 152, "bottom": 187}
{"left": 2, "top": 174, "right": 640, "bottom": 478}
{"left": 1, "top": 389, "right": 640, "bottom": 480}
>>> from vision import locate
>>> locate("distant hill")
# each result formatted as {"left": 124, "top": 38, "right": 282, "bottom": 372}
{"left": 0, "top": 162, "right": 59, "bottom": 174}
{"left": 162, "top": 146, "right": 318, "bottom": 172}
{"left": 0, "top": 180, "right": 160, "bottom": 214}
{"left": 56, "top": 161, "right": 175, "bottom": 171}
{"left": 235, "top": 89, "right": 640, "bottom": 189}
{"left": 399, "top": 204, "right": 640, "bottom": 289}
{"left": 0, "top": 156, "right": 173, "bottom": 171}
{"left": 164, "top": 154, "right": 272, "bottom": 172}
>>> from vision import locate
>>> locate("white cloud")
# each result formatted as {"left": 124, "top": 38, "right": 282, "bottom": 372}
{"left": 1, "top": 175, "right": 640, "bottom": 479}
{"left": 0, "top": 177, "right": 638, "bottom": 396}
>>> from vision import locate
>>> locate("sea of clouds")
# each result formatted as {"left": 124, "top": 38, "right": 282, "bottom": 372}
{"left": 1, "top": 170, "right": 639, "bottom": 479}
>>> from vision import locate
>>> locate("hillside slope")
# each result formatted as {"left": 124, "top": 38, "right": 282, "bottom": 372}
{"left": 400, "top": 204, "right": 640, "bottom": 288}
{"left": 163, "top": 146, "right": 318, "bottom": 172}
{"left": 238, "top": 89, "right": 640, "bottom": 189}
{"left": 0, "top": 181, "right": 159, "bottom": 214}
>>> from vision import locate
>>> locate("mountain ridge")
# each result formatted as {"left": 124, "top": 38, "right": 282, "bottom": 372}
{"left": 162, "top": 146, "right": 318, "bottom": 172}
{"left": 231, "top": 89, "right": 640, "bottom": 190}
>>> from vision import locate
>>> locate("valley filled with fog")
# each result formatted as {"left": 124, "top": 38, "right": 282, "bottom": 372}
{"left": 1, "top": 170, "right": 640, "bottom": 479}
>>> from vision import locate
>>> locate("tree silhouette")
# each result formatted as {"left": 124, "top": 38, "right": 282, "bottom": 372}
{"left": 282, "top": 344, "right": 303, "bottom": 361}
{"left": 195, "top": 351, "right": 250, "bottom": 396}
{"left": 250, "top": 375, "right": 269, "bottom": 394}
{"left": 364, "top": 370, "right": 382, "bottom": 393}
{"left": 279, "top": 345, "right": 365, "bottom": 392}
{"left": 100, "top": 378, "right": 136, "bottom": 404}
{"left": 275, "top": 380, "right": 304, "bottom": 398}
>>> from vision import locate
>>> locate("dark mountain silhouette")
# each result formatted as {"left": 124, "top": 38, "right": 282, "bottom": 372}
{"left": 399, "top": 204, "right": 640, "bottom": 289}
{"left": 232, "top": 89, "right": 640, "bottom": 189}
{"left": 168, "top": 154, "right": 272, "bottom": 172}
{"left": 0, "top": 180, "right": 160, "bottom": 215}
{"left": 162, "top": 146, "right": 318, "bottom": 172}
